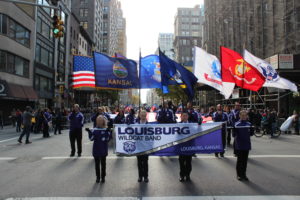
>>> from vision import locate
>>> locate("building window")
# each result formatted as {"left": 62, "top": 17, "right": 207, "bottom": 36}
{"left": 0, "top": 14, "right": 8, "bottom": 34}
{"left": 35, "top": 40, "right": 53, "bottom": 68}
{"left": 80, "top": 0, "right": 88, "bottom": 5}
{"left": 84, "top": 9, "right": 88, "bottom": 17}
{"left": 0, "top": 14, "right": 30, "bottom": 47}
{"left": 80, "top": 22, "right": 88, "bottom": 29}
{"left": 0, "top": 50, "right": 29, "bottom": 78}
{"left": 36, "top": 75, "right": 52, "bottom": 92}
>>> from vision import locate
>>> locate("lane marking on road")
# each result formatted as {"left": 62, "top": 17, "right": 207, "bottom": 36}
{"left": 4, "top": 196, "right": 300, "bottom": 200}
{"left": 1, "top": 155, "right": 300, "bottom": 162}
{"left": 0, "top": 157, "right": 17, "bottom": 160}
{"left": 40, "top": 155, "right": 300, "bottom": 160}
{"left": 0, "top": 137, "right": 20, "bottom": 143}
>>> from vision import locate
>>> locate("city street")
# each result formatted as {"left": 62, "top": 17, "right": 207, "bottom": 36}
{"left": 0, "top": 124, "right": 299, "bottom": 199}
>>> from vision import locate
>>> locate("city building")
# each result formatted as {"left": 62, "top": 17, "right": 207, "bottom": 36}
{"left": 158, "top": 33, "right": 174, "bottom": 60}
{"left": 116, "top": 1, "right": 127, "bottom": 57}
{"left": 202, "top": 0, "right": 300, "bottom": 112}
{"left": 103, "top": 0, "right": 125, "bottom": 56}
{"left": 71, "top": 0, "right": 103, "bottom": 52}
{"left": 174, "top": 5, "right": 204, "bottom": 66}
{"left": 146, "top": 89, "right": 161, "bottom": 106}
{"left": 0, "top": 0, "right": 37, "bottom": 124}
{"left": 34, "top": 0, "right": 71, "bottom": 109}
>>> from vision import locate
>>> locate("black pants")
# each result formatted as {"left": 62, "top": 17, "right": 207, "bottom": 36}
{"left": 19, "top": 125, "right": 31, "bottom": 142}
{"left": 94, "top": 156, "right": 106, "bottom": 178}
{"left": 16, "top": 122, "right": 21, "bottom": 132}
{"left": 43, "top": 123, "right": 49, "bottom": 137}
{"left": 215, "top": 128, "right": 226, "bottom": 156}
{"left": 236, "top": 150, "right": 249, "bottom": 178}
{"left": 179, "top": 155, "right": 192, "bottom": 178}
{"left": 137, "top": 155, "right": 149, "bottom": 178}
{"left": 227, "top": 128, "right": 231, "bottom": 145}
{"left": 69, "top": 129, "right": 82, "bottom": 155}
{"left": 54, "top": 123, "right": 62, "bottom": 134}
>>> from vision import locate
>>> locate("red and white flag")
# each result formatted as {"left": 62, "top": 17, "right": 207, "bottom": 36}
{"left": 221, "top": 46, "right": 265, "bottom": 92}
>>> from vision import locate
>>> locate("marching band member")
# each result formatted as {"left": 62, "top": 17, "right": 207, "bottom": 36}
{"left": 178, "top": 112, "right": 193, "bottom": 182}
{"left": 87, "top": 116, "right": 112, "bottom": 183}
{"left": 136, "top": 110, "right": 149, "bottom": 183}
{"left": 233, "top": 110, "right": 254, "bottom": 181}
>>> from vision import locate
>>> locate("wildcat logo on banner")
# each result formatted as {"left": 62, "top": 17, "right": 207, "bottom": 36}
{"left": 115, "top": 123, "right": 223, "bottom": 156}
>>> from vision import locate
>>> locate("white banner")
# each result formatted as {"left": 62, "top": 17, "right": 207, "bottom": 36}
{"left": 114, "top": 123, "right": 223, "bottom": 156}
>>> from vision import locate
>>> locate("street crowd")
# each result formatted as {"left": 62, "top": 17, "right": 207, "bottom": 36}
{"left": 2, "top": 102, "right": 300, "bottom": 184}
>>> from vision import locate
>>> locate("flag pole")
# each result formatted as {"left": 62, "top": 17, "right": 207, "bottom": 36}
{"left": 139, "top": 48, "right": 141, "bottom": 111}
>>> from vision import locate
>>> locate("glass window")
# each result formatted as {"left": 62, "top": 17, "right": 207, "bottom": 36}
{"left": 35, "top": 75, "right": 39, "bottom": 90}
{"left": 41, "top": 22, "right": 50, "bottom": 39}
{"left": 84, "top": 9, "right": 88, "bottom": 17}
{"left": 23, "top": 60, "right": 29, "bottom": 78}
{"left": 24, "top": 31, "right": 30, "bottom": 47}
{"left": 37, "top": 17, "right": 42, "bottom": 33}
{"left": 80, "top": 9, "right": 84, "bottom": 17}
{"left": 15, "top": 24, "right": 25, "bottom": 44}
{"left": 35, "top": 45, "right": 41, "bottom": 62}
{"left": 7, "top": 54, "right": 14, "bottom": 74}
{"left": 40, "top": 76, "right": 48, "bottom": 91}
{"left": 1, "top": 14, "right": 7, "bottom": 34}
{"left": 49, "top": 52, "right": 53, "bottom": 68}
{"left": 0, "top": 51, "right": 6, "bottom": 71}
{"left": 8, "top": 19, "right": 16, "bottom": 39}
{"left": 41, "top": 48, "right": 49, "bottom": 66}
{"left": 15, "top": 56, "right": 24, "bottom": 76}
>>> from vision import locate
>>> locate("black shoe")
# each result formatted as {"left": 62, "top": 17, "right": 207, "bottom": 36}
{"left": 101, "top": 178, "right": 105, "bottom": 183}
{"left": 25, "top": 141, "right": 32, "bottom": 144}
{"left": 215, "top": 154, "right": 219, "bottom": 158}
{"left": 70, "top": 153, "right": 75, "bottom": 157}
{"left": 243, "top": 176, "right": 249, "bottom": 181}
{"left": 96, "top": 177, "right": 100, "bottom": 183}
{"left": 78, "top": 154, "right": 81, "bottom": 157}
{"left": 220, "top": 154, "right": 224, "bottom": 158}
{"left": 18, "top": 139, "right": 22, "bottom": 144}
{"left": 237, "top": 176, "right": 243, "bottom": 181}
{"left": 144, "top": 177, "right": 149, "bottom": 183}
{"left": 192, "top": 154, "right": 197, "bottom": 157}
{"left": 179, "top": 177, "right": 184, "bottom": 182}
{"left": 138, "top": 177, "right": 142, "bottom": 182}
{"left": 186, "top": 176, "right": 191, "bottom": 181}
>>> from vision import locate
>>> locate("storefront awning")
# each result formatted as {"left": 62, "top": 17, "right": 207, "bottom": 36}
{"left": 4, "top": 83, "right": 38, "bottom": 101}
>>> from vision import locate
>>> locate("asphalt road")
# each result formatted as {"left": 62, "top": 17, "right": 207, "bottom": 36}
{"left": 0, "top": 124, "right": 299, "bottom": 200}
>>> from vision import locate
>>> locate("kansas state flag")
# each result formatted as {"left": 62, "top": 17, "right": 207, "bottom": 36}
{"left": 140, "top": 55, "right": 162, "bottom": 89}
{"left": 93, "top": 52, "right": 139, "bottom": 89}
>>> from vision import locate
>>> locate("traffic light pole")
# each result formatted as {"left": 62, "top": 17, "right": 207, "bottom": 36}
{"left": 0, "top": 0, "right": 59, "bottom": 9}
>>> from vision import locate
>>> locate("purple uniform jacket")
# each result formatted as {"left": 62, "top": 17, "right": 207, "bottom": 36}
{"left": 89, "top": 128, "right": 112, "bottom": 157}
{"left": 233, "top": 120, "right": 254, "bottom": 151}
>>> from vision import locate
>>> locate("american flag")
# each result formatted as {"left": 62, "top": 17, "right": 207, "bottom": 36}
{"left": 72, "top": 56, "right": 96, "bottom": 88}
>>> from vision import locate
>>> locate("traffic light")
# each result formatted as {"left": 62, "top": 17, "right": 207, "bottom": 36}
{"left": 51, "top": 0, "right": 60, "bottom": 6}
{"left": 59, "top": 85, "right": 64, "bottom": 94}
{"left": 52, "top": 15, "right": 64, "bottom": 38}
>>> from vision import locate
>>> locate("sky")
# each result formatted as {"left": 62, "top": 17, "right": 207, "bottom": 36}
{"left": 119, "top": 0, "right": 204, "bottom": 103}
{"left": 120, "top": 0, "right": 204, "bottom": 60}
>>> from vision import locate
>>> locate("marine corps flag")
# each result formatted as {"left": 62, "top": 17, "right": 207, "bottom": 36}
{"left": 221, "top": 46, "right": 265, "bottom": 91}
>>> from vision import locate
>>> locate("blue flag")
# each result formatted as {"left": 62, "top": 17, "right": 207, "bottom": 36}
{"left": 159, "top": 50, "right": 198, "bottom": 100}
{"left": 93, "top": 52, "right": 139, "bottom": 89}
{"left": 140, "top": 55, "right": 162, "bottom": 89}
